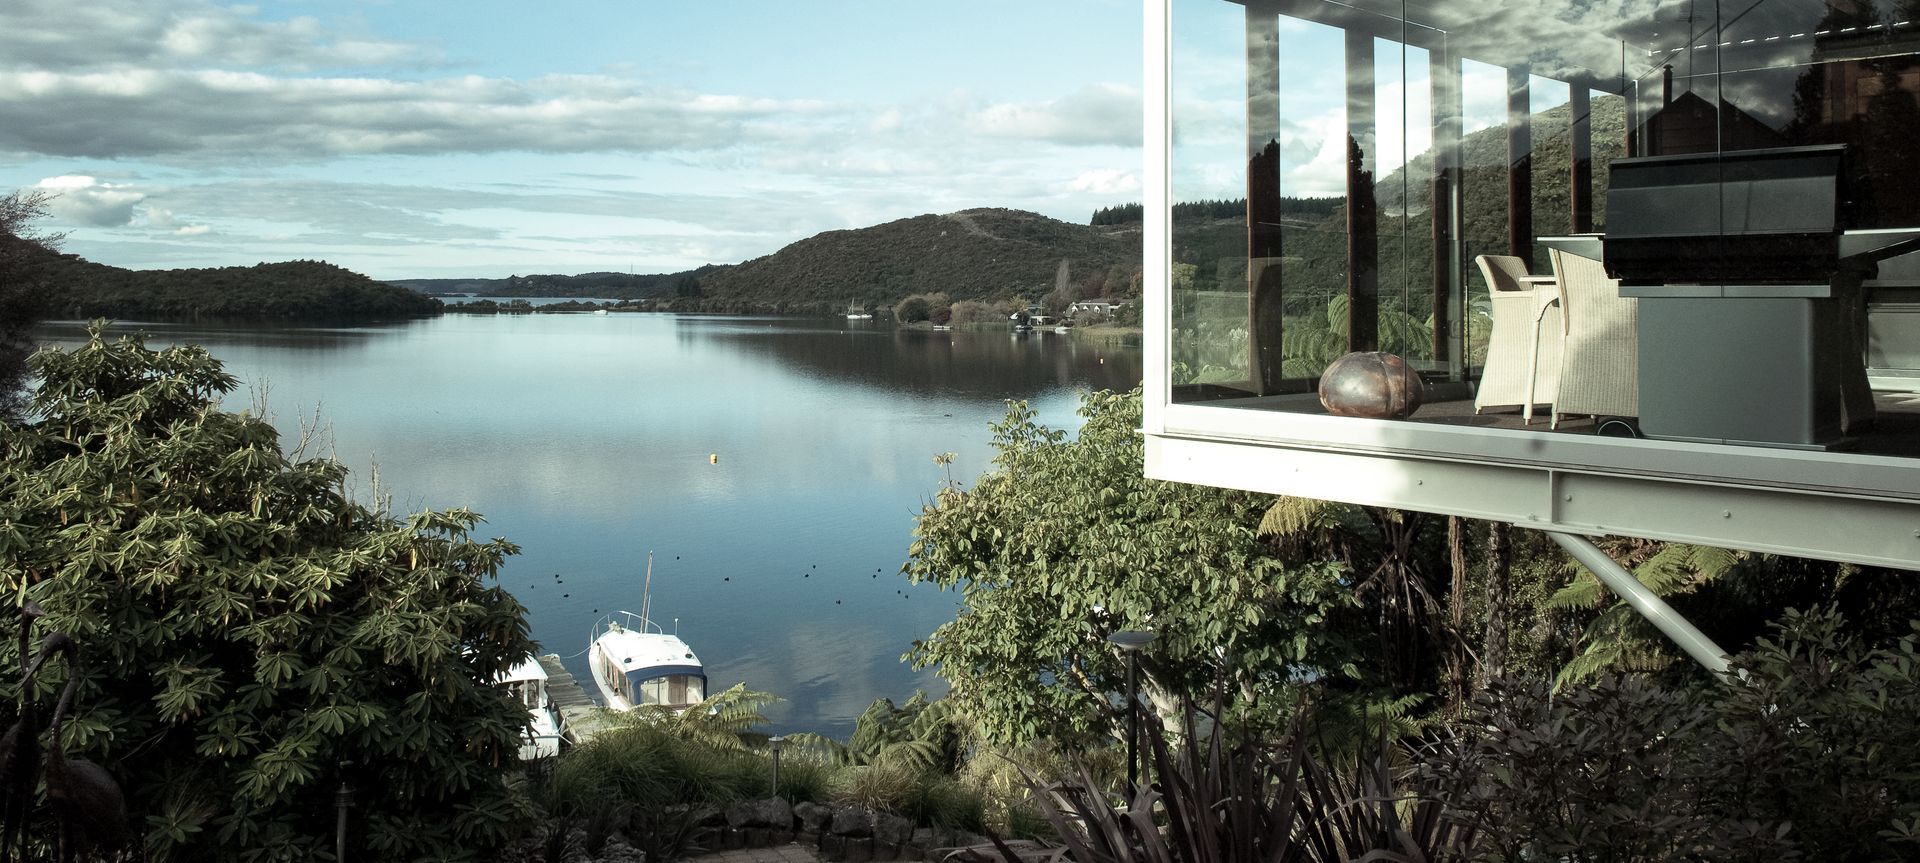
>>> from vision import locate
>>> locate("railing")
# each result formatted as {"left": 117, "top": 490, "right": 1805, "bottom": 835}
{"left": 592, "top": 609, "right": 664, "bottom": 640}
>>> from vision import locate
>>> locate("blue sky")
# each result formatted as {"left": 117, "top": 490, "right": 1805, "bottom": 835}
{"left": 0, "top": 0, "right": 1143, "bottom": 278}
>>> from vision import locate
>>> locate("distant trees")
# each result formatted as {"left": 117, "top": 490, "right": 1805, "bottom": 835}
{"left": 0, "top": 189, "right": 61, "bottom": 421}
{"left": 892, "top": 292, "right": 950, "bottom": 324}
{"left": 0, "top": 325, "right": 536, "bottom": 860}
{"left": 1089, "top": 203, "right": 1144, "bottom": 226}
{"left": 946, "top": 300, "right": 1001, "bottom": 325}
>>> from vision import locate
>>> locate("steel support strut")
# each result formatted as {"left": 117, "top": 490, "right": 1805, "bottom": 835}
{"left": 1544, "top": 531, "right": 1731, "bottom": 675}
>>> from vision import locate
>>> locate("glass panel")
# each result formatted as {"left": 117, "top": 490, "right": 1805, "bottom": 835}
{"left": 1166, "top": 0, "right": 1920, "bottom": 457}
{"left": 1271, "top": 17, "right": 1348, "bottom": 381}
{"left": 1378, "top": 39, "right": 1439, "bottom": 366}
{"left": 1170, "top": 0, "right": 1255, "bottom": 393}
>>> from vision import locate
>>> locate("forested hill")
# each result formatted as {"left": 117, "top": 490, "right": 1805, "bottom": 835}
{"left": 384, "top": 209, "right": 1145, "bottom": 314}
{"left": 387, "top": 265, "right": 724, "bottom": 300}
{"left": 23, "top": 248, "right": 441, "bottom": 322}
{"left": 692, "top": 208, "right": 1143, "bottom": 312}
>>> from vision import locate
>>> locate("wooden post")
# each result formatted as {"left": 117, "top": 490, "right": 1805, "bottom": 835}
{"left": 1571, "top": 87, "right": 1593, "bottom": 233}
{"left": 1431, "top": 47, "right": 1463, "bottom": 372}
{"left": 1246, "top": 9, "right": 1287, "bottom": 394}
{"left": 1347, "top": 28, "right": 1379, "bottom": 353}
{"left": 1507, "top": 66, "right": 1534, "bottom": 269}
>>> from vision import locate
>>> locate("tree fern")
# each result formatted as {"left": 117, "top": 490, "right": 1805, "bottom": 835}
{"left": 1550, "top": 541, "right": 1744, "bottom": 685}
{"left": 613, "top": 683, "right": 782, "bottom": 752}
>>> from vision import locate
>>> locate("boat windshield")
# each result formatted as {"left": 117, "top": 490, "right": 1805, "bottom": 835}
{"left": 625, "top": 665, "right": 706, "bottom": 708}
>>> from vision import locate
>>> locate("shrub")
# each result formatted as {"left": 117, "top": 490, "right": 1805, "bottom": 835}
{"left": 0, "top": 325, "right": 535, "bottom": 861}
{"left": 775, "top": 755, "right": 835, "bottom": 803}
{"left": 831, "top": 762, "right": 921, "bottom": 813}
{"left": 893, "top": 295, "right": 932, "bottom": 323}
{"left": 947, "top": 300, "right": 1002, "bottom": 325}
{"left": 903, "top": 776, "right": 985, "bottom": 832}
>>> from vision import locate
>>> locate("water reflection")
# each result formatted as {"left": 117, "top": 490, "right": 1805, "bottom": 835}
{"left": 32, "top": 313, "right": 1142, "bottom": 735}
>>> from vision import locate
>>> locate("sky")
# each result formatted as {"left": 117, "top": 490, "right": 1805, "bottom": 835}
{"left": 0, "top": 0, "right": 1146, "bottom": 278}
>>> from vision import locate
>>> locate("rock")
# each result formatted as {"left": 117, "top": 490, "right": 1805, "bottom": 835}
{"left": 830, "top": 806, "right": 876, "bottom": 838}
{"left": 795, "top": 800, "right": 834, "bottom": 833}
{"left": 726, "top": 798, "right": 794, "bottom": 830}
{"left": 873, "top": 812, "right": 914, "bottom": 846}
{"left": 819, "top": 833, "right": 848, "bottom": 859}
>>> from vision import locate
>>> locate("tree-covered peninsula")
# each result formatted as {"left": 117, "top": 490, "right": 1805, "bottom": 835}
{"left": 18, "top": 248, "right": 440, "bottom": 322}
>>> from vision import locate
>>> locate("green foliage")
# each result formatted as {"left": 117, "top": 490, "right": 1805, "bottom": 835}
{"left": 0, "top": 324, "right": 536, "bottom": 861}
{"left": 613, "top": 683, "right": 783, "bottom": 752}
{"left": 905, "top": 389, "right": 1356, "bottom": 745}
{"left": 838, "top": 692, "right": 966, "bottom": 772}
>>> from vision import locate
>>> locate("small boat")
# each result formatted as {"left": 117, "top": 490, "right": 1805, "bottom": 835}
{"left": 500, "top": 654, "right": 564, "bottom": 759}
{"left": 846, "top": 301, "right": 874, "bottom": 320}
{"left": 588, "top": 611, "right": 706, "bottom": 712}
{"left": 594, "top": 308, "right": 610, "bottom": 316}
{"left": 586, "top": 553, "right": 706, "bottom": 712}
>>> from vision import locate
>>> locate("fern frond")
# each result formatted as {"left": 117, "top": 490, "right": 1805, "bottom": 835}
{"left": 1548, "top": 570, "right": 1606, "bottom": 610}
{"left": 1257, "top": 496, "right": 1337, "bottom": 539}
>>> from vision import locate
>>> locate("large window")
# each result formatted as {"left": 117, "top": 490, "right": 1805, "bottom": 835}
{"left": 1152, "top": 0, "right": 1920, "bottom": 568}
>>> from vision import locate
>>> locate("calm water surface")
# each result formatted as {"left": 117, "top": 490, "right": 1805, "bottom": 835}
{"left": 35, "top": 313, "right": 1143, "bottom": 735}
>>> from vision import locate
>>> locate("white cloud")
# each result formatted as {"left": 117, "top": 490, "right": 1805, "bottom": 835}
{"left": 174, "top": 224, "right": 212, "bottom": 236}
{"left": 35, "top": 175, "right": 147, "bottom": 226}
{"left": 0, "top": 0, "right": 429, "bottom": 73}
{"left": 0, "top": 69, "right": 846, "bottom": 159}
{"left": 1068, "top": 168, "right": 1140, "bottom": 196}
{"left": 966, "top": 83, "right": 1142, "bottom": 146}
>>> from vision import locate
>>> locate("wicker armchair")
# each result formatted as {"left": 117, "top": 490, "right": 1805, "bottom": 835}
{"left": 1549, "top": 248, "right": 1637, "bottom": 428}
{"left": 1473, "top": 254, "right": 1562, "bottom": 421}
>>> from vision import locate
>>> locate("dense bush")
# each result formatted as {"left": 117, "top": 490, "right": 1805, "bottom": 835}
{"left": 946, "top": 300, "right": 1002, "bottom": 325}
{"left": 1421, "top": 606, "right": 1920, "bottom": 861}
{"left": 0, "top": 325, "right": 535, "bottom": 861}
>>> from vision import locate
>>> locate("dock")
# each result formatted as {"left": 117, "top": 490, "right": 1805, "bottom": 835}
{"left": 538, "top": 653, "right": 618, "bottom": 744}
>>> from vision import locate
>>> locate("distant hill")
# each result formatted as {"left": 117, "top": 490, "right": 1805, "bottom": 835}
{"left": 692, "top": 208, "right": 1143, "bottom": 313}
{"left": 387, "top": 265, "right": 725, "bottom": 301}
{"left": 22, "top": 249, "right": 440, "bottom": 322}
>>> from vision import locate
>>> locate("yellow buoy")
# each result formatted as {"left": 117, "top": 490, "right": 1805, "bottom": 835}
{"left": 709, "top": 453, "right": 718, "bottom": 464}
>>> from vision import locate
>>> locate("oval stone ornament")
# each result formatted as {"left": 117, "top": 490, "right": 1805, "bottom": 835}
{"left": 1318, "top": 351, "right": 1425, "bottom": 419}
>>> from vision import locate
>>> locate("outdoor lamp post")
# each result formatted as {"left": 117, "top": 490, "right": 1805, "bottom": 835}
{"left": 1106, "top": 630, "right": 1157, "bottom": 794}
{"left": 768, "top": 735, "right": 786, "bottom": 798}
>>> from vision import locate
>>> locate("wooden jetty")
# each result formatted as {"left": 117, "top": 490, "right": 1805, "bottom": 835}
{"left": 537, "top": 653, "right": 617, "bottom": 744}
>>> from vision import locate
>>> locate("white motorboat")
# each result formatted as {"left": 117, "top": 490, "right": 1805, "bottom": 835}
{"left": 588, "top": 611, "right": 706, "bottom": 712}
{"left": 500, "top": 654, "right": 564, "bottom": 759}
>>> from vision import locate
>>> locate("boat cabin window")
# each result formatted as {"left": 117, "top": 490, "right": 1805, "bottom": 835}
{"left": 637, "top": 674, "right": 705, "bottom": 708}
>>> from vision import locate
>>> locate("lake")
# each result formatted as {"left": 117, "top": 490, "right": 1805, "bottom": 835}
{"left": 32, "top": 313, "right": 1143, "bottom": 735}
